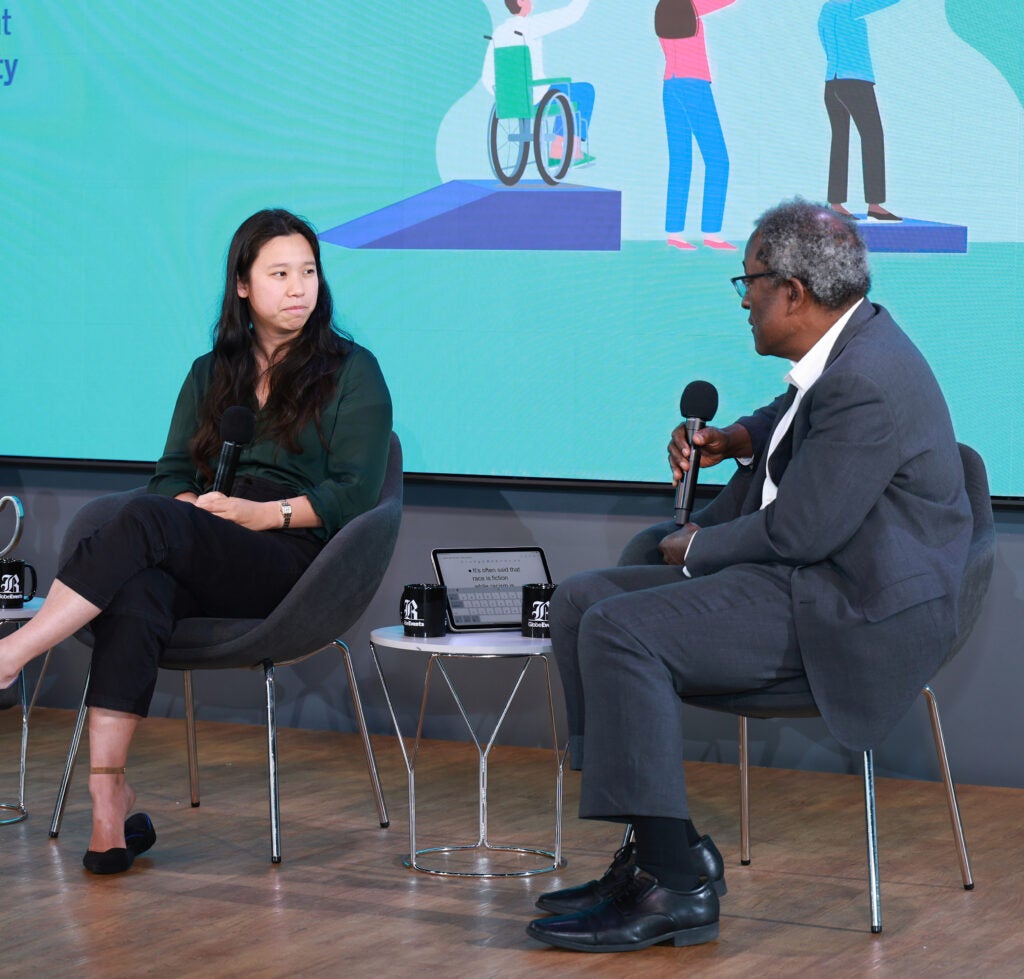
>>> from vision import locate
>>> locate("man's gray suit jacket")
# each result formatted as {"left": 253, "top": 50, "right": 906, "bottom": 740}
{"left": 686, "top": 300, "right": 971, "bottom": 750}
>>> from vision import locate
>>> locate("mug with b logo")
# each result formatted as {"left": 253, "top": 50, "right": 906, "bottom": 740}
{"left": 400, "top": 583, "right": 448, "bottom": 637}
{"left": 522, "top": 583, "right": 557, "bottom": 638}
{"left": 0, "top": 558, "right": 36, "bottom": 610}
{"left": 0, "top": 496, "right": 33, "bottom": 610}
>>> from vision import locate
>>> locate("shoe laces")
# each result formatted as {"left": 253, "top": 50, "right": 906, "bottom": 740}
{"left": 600, "top": 843, "right": 636, "bottom": 883}
{"left": 613, "top": 867, "right": 658, "bottom": 908}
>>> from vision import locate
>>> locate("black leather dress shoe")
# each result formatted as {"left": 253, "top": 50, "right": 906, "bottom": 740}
{"left": 535, "top": 835, "right": 726, "bottom": 914}
{"left": 527, "top": 868, "right": 720, "bottom": 953}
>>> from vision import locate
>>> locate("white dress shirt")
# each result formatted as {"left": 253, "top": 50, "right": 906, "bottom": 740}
{"left": 760, "top": 298, "right": 863, "bottom": 508}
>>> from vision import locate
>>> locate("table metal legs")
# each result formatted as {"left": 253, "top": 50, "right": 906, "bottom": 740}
{"left": 371, "top": 643, "right": 565, "bottom": 877}
{"left": 1, "top": 624, "right": 49, "bottom": 825}
{"left": 0, "top": 669, "right": 29, "bottom": 824}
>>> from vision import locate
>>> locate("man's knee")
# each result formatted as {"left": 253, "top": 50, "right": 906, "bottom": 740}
{"left": 577, "top": 596, "right": 661, "bottom": 677}
{"left": 550, "top": 570, "right": 605, "bottom": 632}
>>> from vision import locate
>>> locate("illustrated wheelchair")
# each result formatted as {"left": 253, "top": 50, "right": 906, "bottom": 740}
{"left": 486, "top": 40, "right": 591, "bottom": 187}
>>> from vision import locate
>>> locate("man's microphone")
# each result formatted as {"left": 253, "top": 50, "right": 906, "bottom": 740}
{"left": 211, "top": 406, "right": 255, "bottom": 496}
{"left": 673, "top": 381, "right": 719, "bottom": 525}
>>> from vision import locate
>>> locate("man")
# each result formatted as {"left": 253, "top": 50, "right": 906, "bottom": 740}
{"left": 481, "top": 0, "right": 595, "bottom": 163}
{"left": 819, "top": 0, "right": 903, "bottom": 220}
{"left": 527, "top": 199, "right": 970, "bottom": 953}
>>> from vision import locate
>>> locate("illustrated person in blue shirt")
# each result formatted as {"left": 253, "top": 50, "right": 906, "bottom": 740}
{"left": 818, "top": 0, "right": 902, "bottom": 221}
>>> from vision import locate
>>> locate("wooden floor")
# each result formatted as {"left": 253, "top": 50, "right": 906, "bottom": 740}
{"left": 3, "top": 708, "right": 1023, "bottom": 978}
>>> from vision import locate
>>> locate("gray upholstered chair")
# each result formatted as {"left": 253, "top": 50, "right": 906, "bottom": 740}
{"left": 617, "top": 443, "right": 995, "bottom": 933}
{"left": 49, "top": 432, "right": 403, "bottom": 863}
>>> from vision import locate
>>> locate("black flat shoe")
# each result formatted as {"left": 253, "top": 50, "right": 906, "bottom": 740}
{"left": 527, "top": 868, "right": 720, "bottom": 953}
{"left": 125, "top": 813, "right": 156, "bottom": 858}
{"left": 535, "top": 835, "right": 726, "bottom": 915}
{"left": 82, "top": 813, "right": 157, "bottom": 875}
{"left": 83, "top": 846, "right": 134, "bottom": 875}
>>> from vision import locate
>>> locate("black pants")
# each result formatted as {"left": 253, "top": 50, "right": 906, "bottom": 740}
{"left": 58, "top": 494, "right": 322, "bottom": 716}
{"left": 824, "top": 78, "right": 887, "bottom": 205}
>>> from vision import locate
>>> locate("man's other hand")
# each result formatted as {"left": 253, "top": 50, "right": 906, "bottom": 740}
{"left": 659, "top": 523, "right": 699, "bottom": 566}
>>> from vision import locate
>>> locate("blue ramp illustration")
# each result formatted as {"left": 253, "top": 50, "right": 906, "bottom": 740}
{"left": 320, "top": 180, "right": 621, "bottom": 251}
{"left": 856, "top": 217, "right": 968, "bottom": 254}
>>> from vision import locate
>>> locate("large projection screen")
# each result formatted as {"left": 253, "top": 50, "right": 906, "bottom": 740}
{"left": 3, "top": 1, "right": 1022, "bottom": 497}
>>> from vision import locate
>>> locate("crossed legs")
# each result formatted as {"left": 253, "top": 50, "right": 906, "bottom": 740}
{"left": 2, "top": 494, "right": 319, "bottom": 863}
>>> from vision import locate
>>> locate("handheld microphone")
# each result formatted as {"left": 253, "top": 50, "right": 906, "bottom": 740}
{"left": 673, "top": 381, "right": 719, "bottom": 526}
{"left": 211, "top": 406, "right": 255, "bottom": 496}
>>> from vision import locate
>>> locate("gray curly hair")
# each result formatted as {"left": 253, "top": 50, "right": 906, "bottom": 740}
{"left": 753, "top": 199, "right": 871, "bottom": 309}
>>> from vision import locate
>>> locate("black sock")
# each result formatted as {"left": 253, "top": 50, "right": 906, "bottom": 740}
{"left": 632, "top": 816, "right": 701, "bottom": 892}
{"left": 629, "top": 818, "right": 700, "bottom": 847}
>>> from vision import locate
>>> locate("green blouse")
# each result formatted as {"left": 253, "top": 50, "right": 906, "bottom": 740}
{"left": 148, "top": 344, "right": 393, "bottom": 540}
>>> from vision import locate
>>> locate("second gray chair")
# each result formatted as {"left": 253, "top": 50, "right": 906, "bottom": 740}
{"left": 49, "top": 432, "right": 404, "bottom": 863}
{"left": 617, "top": 442, "right": 995, "bottom": 933}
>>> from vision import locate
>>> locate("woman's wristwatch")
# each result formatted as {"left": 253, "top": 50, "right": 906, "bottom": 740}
{"left": 279, "top": 499, "right": 292, "bottom": 530}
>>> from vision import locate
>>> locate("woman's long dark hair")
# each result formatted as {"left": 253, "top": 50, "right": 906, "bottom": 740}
{"left": 655, "top": 0, "right": 698, "bottom": 40}
{"left": 190, "top": 208, "right": 352, "bottom": 481}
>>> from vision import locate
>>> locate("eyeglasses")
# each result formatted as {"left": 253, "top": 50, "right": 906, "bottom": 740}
{"left": 730, "top": 271, "right": 779, "bottom": 299}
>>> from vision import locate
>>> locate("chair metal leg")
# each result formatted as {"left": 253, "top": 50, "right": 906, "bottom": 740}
{"left": 26, "top": 648, "right": 52, "bottom": 717}
{"left": 335, "top": 639, "right": 389, "bottom": 828}
{"left": 739, "top": 715, "right": 751, "bottom": 865}
{"left": 49, "top": 668, "right": 91, "bottom": 838}
{"left": 922, "top": 685, "right": 973, "bottom": 888}
{"left": 183, "top": 670, "right": 200, "bottom": 807}
{"left": 862, "top": 749, "right": 883, "bottom": 933}
{"left": 727, "top": 702, "right": 962, "bottom": 935}
{"left": 264, "top": 662, "right": 282, "bottom": 864}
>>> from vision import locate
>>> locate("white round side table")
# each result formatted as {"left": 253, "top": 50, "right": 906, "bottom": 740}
{"left": 369, "top": 625, "right": 566, "bottom": 877}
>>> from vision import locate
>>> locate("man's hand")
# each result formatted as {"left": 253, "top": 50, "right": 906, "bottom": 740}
{"left": 659, "top": 523, "right": 699, "bottom": 566}
{"left": 668, "top": 422, "right": 753, "bottom": 486}
{"left": 194, "top": 493, "right": 279, "bottom": 531}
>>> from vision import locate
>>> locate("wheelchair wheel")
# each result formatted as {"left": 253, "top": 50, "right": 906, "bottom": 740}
{"left": 489, "top": 107, "right": 530, "bottom": 186}
{"left": 533, "top": 89, "right": 575, "bottom": 186}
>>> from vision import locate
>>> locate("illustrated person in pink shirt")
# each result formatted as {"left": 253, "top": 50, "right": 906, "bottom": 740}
{"left": 657, "top": 0, "right": 738, "bottom": 251}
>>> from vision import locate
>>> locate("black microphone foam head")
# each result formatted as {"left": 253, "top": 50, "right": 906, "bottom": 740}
{"left": 220, "top": 405, "right": 255, "bottom": 444}
{"left": 679, "top": 381, "right": 719, "bottom": 422}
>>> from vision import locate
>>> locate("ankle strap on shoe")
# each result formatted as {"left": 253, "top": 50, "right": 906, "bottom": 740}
{"left": 90, "top": 766, "right": 126, "bottom": 775}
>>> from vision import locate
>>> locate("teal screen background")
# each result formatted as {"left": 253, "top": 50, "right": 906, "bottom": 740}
{"left": 2, "top": 1, "right": 1022, "bottom": 495}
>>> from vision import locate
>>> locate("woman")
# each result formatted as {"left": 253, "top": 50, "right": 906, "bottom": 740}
{"left": 0, "top": 209, "right": 392, "bottom": 873}
{"left": 656, "top": 0, "right": 738, "bottom": 251}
